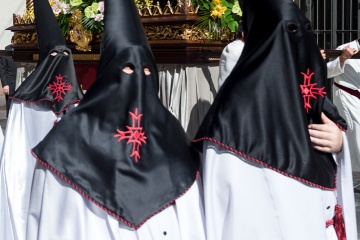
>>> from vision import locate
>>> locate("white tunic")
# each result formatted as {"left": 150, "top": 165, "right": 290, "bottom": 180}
{"left": 0, "top": 101, "right": 58, "bottom": 240}
{"left": 26, "top": 164, "right": 206, "bottom": 240}
{"left": 0, "top": 125, "right": 4, "bottom": 158}
{"left": 201, "top": 133, "right": 357, "bottom": 240}
{"left": 327, "top": 40, "right": 360, "bottom": 171}
{"left": 218, "top": 39, "right": 244, "bottom": 89}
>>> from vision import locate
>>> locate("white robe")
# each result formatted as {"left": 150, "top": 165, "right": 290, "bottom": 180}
{"left": 327, "top": 40, "right": 360, "bottom": 171}
{"left": 201, "top": 133, "right": 357, "bottom": 240}
{"left": 218, "top": 39, "right": 244, "bottom": 89}
{"left": 0, "top": 101, "right": 57, "bottom": 240}
{"left": 26, "top": 163, "right": 206, "bottom": 240}
{"left": 0, "top": 126, "right": 4, "bottom": 157}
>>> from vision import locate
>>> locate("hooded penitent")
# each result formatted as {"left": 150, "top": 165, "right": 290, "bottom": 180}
{"left": 193, "top": 0, "right": 346, "bottom": 189}
{"left": 31, "top": 0, "right": 199, "bottom": 229}
{"left": 10, "top": 0, "right": 83, "bottom": 115}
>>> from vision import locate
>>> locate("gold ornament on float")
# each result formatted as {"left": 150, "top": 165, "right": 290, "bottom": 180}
{"left": 69, "top": 9, "right": 93, "bottom": 52}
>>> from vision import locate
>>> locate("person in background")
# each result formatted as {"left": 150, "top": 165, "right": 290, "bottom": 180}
{"left": 0, "top": 55, "right": 17, "bottom": 118}
{"left": 326, "top": 40, "right": 360, "bottom": 172}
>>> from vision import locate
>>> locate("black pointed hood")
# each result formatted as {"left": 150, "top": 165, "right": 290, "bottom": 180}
{"left": 100, "top": 0, "right": 159, "bottom": 90}
{"left": 11, "top": 0, "right": 83, "bottom": 115}
{"left": 35, "top": 0, "right": 66, "bottom": 63}
{"left": 31, "top": 0, "right": 199, "bottom": 229}
{"left": 193, "top": 0, "right": 346, "bottom": 189}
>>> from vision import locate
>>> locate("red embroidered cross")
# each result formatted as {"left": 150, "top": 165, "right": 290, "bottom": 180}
{"left": 48, "top": 74, "right": 73, "bottom": 102}
{"left": 114, "top": 108, "right": 147, "bottom": 163}
{"left": 300, "top": 68, "right": 326, "bottom": 113}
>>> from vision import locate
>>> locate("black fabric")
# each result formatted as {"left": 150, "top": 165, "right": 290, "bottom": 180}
{"left": 32, "top": 0, "right": 199, "bottom": 229}
{"left": 0, "top": 56, "right": 17, "bottom": 116}
{"left": 0, "top": 56, "right": 17, "bottom": 93}
{"left": 323, "top": 96, "right": 347, "bottom": 130}
{"left": 11, "top": 0, "right": 83, "bottom": 115}
{"left": 194, "top": 0, "right": 343, "bottom": 189}
{"left": 33, "top": 0, "right": 66, "bottom": 62}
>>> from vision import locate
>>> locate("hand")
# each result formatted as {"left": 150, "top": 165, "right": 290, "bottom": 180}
{"left": 308, "top": 113, "right": 343, "bottom": 153}
{"left": 339, "top": 44, "right": 358, "bottom": 67}
{"left": 320, "top": 49, "right": 326, "bottom": 60}
{"left": 2, "top": 85, "right": 9, "bottom": 95}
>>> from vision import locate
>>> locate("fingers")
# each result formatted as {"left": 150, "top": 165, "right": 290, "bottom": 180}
{"left": 308, "top": 113, "right": 335, "bottom": 131}
{"left": 309, "top": 129, "right": 341, "bottom": 153}
{"left": 2, "top": 86, "right": 9, "bottom": 95}
{"left": 309, "top": 131, "right": 334, "bottom": 153}
{"left": 320, "top": 49, "right": 326, "bottom": 60}
{"left": 320, "top": 112, "right": 334, "bottom": 125}
{"left": 309, "top": 136, "right": 330, "bottom": 152}
{"left": 308, "top": 112, "right": 343, "bottom": 153}
{"left": 341, "top": 45, "right": 358, "bottom": 59}
{"left": 308, "top": 128, "right": 329, "bottom": 139}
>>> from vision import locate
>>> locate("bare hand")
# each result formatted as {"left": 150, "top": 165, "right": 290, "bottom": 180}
{"left": 340, "top": 44, "right": 358, "bottom": 61}
{"left": 320, "top": 49, "right": 326, "bottom": 60}
{"left": 2, "top": 85, "right": 9, "bottom": 95}
{"left": 308, "top": 113, "right": 343, "bottom": 153}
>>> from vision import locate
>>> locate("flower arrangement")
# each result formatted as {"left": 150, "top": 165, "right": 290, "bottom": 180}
{"left": 194, "top": 0, "right": 242, "bottom": 40}
{"left": 47, "top": 0, "right": 240, "bottom": 42}
{"left": 49, "top": 0, "right": 104, "bottom": 36}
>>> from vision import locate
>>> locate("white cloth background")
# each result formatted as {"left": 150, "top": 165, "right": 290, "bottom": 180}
{"left": 158, "top": 64, "right": 219, "bottom": 140}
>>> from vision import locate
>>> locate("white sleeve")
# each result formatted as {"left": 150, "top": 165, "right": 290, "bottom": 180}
{"left": 326, "top": 57, "right": 344, "bottom": 79}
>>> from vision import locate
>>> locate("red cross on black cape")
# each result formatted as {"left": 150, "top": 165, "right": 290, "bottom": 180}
{"left": 193, "top": 0, "right": 347, "bottom": 189}
{"left": 31, "top": 0, "right": 199, "bottom": 229}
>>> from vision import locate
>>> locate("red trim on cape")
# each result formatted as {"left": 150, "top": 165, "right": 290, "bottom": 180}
{"left": 193, "top": 137, "right": 337, "bottom": 191}
{"left": 31, "top": 150, "right": 199, "bottom": 230}
{"left": 9, "top": 97, "right": 80, "bottom": 116}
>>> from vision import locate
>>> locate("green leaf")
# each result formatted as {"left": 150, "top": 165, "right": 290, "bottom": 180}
{"left": 225, "top": 14, "right": 233, "bottom": 23}
{"left": 228, "top": 20, "right": 238, "bottom": 32}
{"left": 223, "top": 9, "right": 232, "bottom": 17}
{"left": 221, "top": 0, "right": 233, "bottom": 8}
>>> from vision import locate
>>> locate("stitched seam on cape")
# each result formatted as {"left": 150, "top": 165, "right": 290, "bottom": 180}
{"left": 10, "top": 97, "right": 80, "bottom": 116}
{"left": 336, "top": 123, "right": 348, "bottom": 133}
{"left": 31, "top": 150, "right": 199, "bottom": 229}
{"left": 193, "top": 137, "right": 337, "bottom": 191}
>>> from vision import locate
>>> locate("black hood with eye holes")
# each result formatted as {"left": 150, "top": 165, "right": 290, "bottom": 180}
{"left": 193, "top": 0, "right": 346, "bottom": 189}
{"left": 11, "top": 0, "right": 83, "bottom": 115}
{"left": 31, "top": 0, "right": 199, "bottom": 229}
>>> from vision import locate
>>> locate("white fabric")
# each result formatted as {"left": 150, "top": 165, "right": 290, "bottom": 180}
{"left": 0, "top": 126, "right": 4, "bottom": 157}
{"left": 158, "top": 64, "right": 218, "bottom": 139}
{"left": 26, "top": 163, "right": 206, "bottom": 240}
{"left": 218, "top": 39, "right": 244, "bottom": 89}
{"left": 0, "top": 101, "right": 57, "bottom": 240}
{"left": 15, "top": 63, "right": 37, "bottom": 91}
{"left": 15, "top": 67, "right": 25, "bottom": 91}
{"left": 327, "top": 40, "right": 360, "bottom": 171}
{"left": 335, "top": 132, "right": 358, "bottom": 240}
{"left": 201, "top": 140, "right": 356, "bottom": 240}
